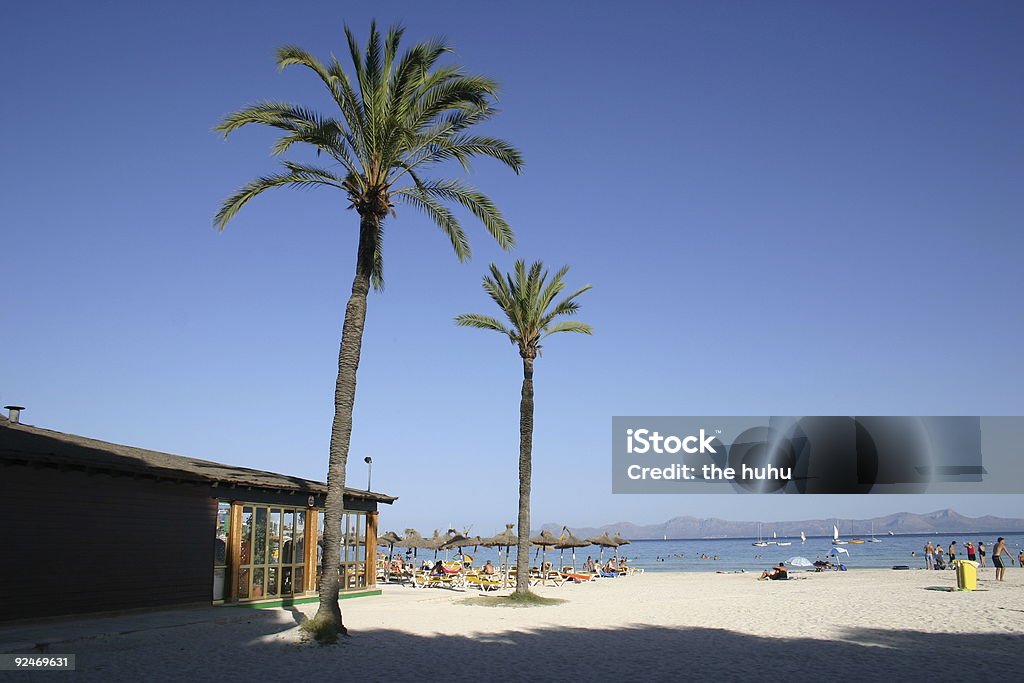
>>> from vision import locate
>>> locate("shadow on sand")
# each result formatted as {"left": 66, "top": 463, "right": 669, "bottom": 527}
{"left": 238, "top": 615, "right": 1020, "bottom": 680}
{"left": 20, "top": 608, "right": 1021, "bottom": 681}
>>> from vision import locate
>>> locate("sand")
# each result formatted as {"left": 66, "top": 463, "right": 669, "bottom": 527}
{"left": 9, "top": 568, "right": 1023, "bottom": 681}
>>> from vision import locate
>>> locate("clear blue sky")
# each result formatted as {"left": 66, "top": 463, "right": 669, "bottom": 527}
{"left": 3, "top": 1, "right": 1022, "bottom": 536}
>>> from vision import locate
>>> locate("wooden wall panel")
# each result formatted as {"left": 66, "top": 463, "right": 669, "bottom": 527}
{"left": 0, "top": 465, "right": 216, "bottom": 621}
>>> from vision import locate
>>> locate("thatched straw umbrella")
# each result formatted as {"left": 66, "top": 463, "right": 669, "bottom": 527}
{"left": 377, "top": 530, "right": 403, "bottom": 580}
{"left": 530, "top": 530, "right": 561, "bottom": 579}
{"left": 556, "top": 528, "right": 591, "bottom": 571}
{"left": 378, "top": 530, "right": 403, "bottom": 556}
{"left": 612, "top": 532, "right": 631, "bottom": 558}
{"left": 440, "top": 533, "right": 482, "bottom": 550}
{"left": 440, "top": 533, "right": 484, "bottom": 564}
{"left": 394, "top": 529, "right": 433, "bottom": 559}
{"left": 425, "top": 529, "right": 449, "bottom": 558}
{"left": 588, "top": 531, "right": 619, "bottom": 561}
{"left": 482, "top": 524, "right": 518, "bottom": 587}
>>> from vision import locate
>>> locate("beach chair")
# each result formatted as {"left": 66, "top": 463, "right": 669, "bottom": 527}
{"left": 528, "top": 566, "right": 565, "bottom": 587}
{"left": 411, "top": 570, "right": 438, "bottom": 589}
{"left": 465, "top": 573, "right": 502, "bottom": 592}
{"left": 560, "top": 566, "right": 596, "bottom": 582}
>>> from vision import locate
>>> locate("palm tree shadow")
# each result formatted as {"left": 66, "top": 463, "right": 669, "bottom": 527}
{"left": 219, "top": 622, "right": 1023, "bottom": 679}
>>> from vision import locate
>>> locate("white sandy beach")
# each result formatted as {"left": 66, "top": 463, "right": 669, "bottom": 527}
{"left": 9, "top": 568, "right": 1023, "bottom": 681}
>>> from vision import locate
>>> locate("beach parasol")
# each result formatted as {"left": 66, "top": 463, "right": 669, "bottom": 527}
{"left": 787, "top": 556, "right": 813, "bottom": 567}
{"left": 482, "top": 524, "right": 518, "bottom": 587}
{"left": 378, "top": 530, "right": 403, "bottom": 555}
{"left": 531, "top": 530, "right": 560, "bottom": 552}
{"left": 440, "top": 532, "right": 484, "bottom": 563}
{"left": 588, "top": 531, "right": 619, "bottom": 561}
{"left": 394, "top": 529, "right": 433, "bottom": 558}
{"left": 377, "top": 530, "right": 404, "bottom": 580}
{"left": 530, "top": 530, "right": 561, "bottom": 580}
{"left": 425, "top": 529, "right": 449, "bottom": 557}
{"left": 556, "top": 528, "right": 591, "bottom": 571}
{"left": 611, "top": 532, "right": 631, "bottom": 557}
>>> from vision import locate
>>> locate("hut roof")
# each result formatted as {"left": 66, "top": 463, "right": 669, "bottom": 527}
{"left": 0, "top": 420, "right": 396, "bottom": 504}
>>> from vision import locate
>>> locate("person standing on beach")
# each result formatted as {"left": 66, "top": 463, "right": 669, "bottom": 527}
{"left": 992, "top": 537, "right": 1010, "bottom": 581}
{"left": 978, "top": 541, "right": 987, "bottom": 568}
{"left": 966, "top": 542, "right": 976, "bottom": 562}
{"left": 948, "top": 541, "right": 957, "bottom": 562}
{"left": 924, "top": 541, "right": 935, "bottom": 570}
{"left": 935, "top": 544, "right": 945, "bottom": 569}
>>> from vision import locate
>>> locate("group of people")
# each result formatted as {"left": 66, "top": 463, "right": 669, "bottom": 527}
{"left": 921, "top": 538, "right": 1018, "bottom": 581}
{"left": 581, "top": 555, "right": 638, "bottom": 576}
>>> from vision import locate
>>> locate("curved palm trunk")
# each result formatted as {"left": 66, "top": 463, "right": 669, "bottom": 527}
{"left": 314, "top": 212, "right": 378, "bottom": 632}
{"left": 515, "top": 356, "right": 534, "bottom": 594}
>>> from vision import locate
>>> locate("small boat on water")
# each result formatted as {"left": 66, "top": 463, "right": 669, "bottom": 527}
{"left": 800, "top": 531, "right": 806, "bottom": 544}
{"left": 832, "top": 524, "right": 849, "bottom": 545}
{"left": 868, "top": 522, "right": 882, "bottom": 543}
{"left": 752, "top": 523, "right": 769, "bottom": 547}
{"left": 848, "top": 538, "right": 866, "bottom": 544}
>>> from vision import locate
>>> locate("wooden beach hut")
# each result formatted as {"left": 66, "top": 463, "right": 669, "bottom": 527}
{"left": 0, "top": 407, "right": 396, "bottom": 621}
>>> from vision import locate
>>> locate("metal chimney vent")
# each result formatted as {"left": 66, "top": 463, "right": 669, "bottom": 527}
{"left": 4, "top": 405, "right": 24, "bottom": 424}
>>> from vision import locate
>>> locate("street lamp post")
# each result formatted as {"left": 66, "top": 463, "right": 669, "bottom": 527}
{"left": 364, "top": 456, "right": 373, "bottom": 491}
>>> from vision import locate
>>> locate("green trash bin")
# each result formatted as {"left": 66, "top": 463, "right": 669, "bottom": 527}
{"left": 955, "top": 560, "right": 979, "bottom": 590}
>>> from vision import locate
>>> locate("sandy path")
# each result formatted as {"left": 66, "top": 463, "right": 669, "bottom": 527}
{"left": 15, "top": 568, "right": 1024, "bottom": 681}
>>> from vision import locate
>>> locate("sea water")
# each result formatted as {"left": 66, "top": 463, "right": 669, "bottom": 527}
{"left": 405, "top": 533, "right": 1024, "bottom": 574}
{"left": 619, "top": 533, "right": 1024, "bottom": 573}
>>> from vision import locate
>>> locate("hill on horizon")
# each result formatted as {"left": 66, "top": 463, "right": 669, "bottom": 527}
{"left": 539, "top": 509, "right": 1024, "bottom": 540}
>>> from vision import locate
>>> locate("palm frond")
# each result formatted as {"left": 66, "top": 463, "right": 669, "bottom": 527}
{"left": 214, "top": 101, "right": 324, "bottom": 137}
{"left": 214, "top": 172, "right": 342, "bottom": 229}
{"left": 542, "top": 320, "right": 594, "bottom": 337}
{"left": 413, "top": 133, "right": 524, "bottom": 173}
{"left": 395, "top": 188, "right": 470, "bottom": 261}
{"left": 454, "top": 313, "right": 510, "bottom": 335}
{"left": 402, "top": 178, "right": 514, "bottom": 250}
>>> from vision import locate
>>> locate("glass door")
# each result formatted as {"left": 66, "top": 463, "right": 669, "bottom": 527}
{"left": 237, "top": 504, "right": 307, "bottom": 601}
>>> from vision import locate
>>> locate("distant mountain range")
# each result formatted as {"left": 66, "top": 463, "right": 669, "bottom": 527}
{"left": 540, "top": 509, "right": 1024, "bottom": 540}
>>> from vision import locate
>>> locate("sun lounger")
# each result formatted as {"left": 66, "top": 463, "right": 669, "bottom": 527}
{"left": 465, "top": 573, "right": 503, "bottom": 592}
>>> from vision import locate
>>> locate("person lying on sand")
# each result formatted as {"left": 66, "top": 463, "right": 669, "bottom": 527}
{"left": 759, "top": 562, "right": 788, "bottom": 581}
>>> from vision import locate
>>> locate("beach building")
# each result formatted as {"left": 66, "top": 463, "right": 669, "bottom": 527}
{"left": 0, "top": 407, "right": 395, "bottom": 621}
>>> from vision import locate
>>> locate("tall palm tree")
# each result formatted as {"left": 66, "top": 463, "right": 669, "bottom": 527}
{"left": 214, "top": 22, "right": 522, "bottom": 635}
{"left": 456, "top": 261, "right": 592, "bottom": 594}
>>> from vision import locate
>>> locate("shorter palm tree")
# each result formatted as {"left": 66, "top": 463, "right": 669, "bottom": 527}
{"left": 456, "top": 260, "right": 592, "bottom": 594}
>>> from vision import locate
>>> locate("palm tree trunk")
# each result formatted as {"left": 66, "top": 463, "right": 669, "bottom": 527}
{"left": 314, "top": 212, "right": 377, "bottom": 632}
{"left": 515, "top": 356, "right": 534, "bottom": 594}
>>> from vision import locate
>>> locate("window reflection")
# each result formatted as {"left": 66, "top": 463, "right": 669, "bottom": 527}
{"left": 233, "top": 503, "right": 313, "bottom": 601}
{"left": 254, "top": 508, "right": 267, "bottom": 565}
{"left": 240, "top": 507, "right": 253, "bottom": 564}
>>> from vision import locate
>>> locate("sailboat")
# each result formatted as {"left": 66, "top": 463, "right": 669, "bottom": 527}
{"left": 832, "top": 523, "right": 848, "bottom": 545}
{"left": 752, "top": 522, "right": 769, "bottom": 547}
{"left": 767, "top": 530, "right": 778, "bottom": 546}
{"left": 868, "top": 521, "right": 882, "bottom": 543}
{"left": 800, "top": 531, "right": 806, "bottom": 544}
{"left": 774, "top": 531, "right": 791, "bottom": 546}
